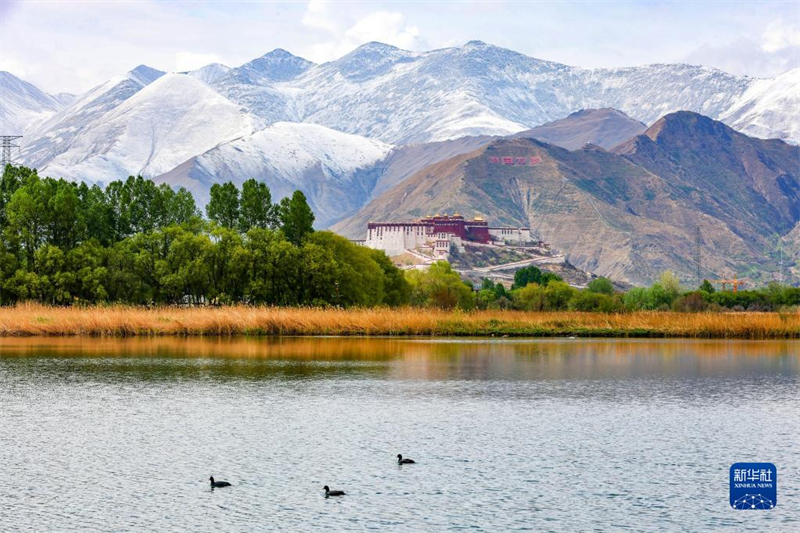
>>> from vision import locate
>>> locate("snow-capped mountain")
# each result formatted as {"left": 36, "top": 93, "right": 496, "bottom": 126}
{"left": 211, "top": 49, "right": 315, "bottom": 124}
{"left": 21, "top": 65, "right": 167, "bottom": 171}
{"left": 184, "top": 63, "right": 231, "bottom": 85}
{"left": 39, "top": 73, "right": 256, "bottom": 182}
{"left": 154, "top": 122, "right": 391, "bottom": 226}
{"left": 209, "top": 41, "right": 772, "bottom": 144}
{"left": 5, "top": 40, "right": 798, "bottom": 228}
{"left": 0, "top": 71, "right": 65, "bottom": 134}
{"left": 719, "top": 68, "right": 800, "bottom": 143}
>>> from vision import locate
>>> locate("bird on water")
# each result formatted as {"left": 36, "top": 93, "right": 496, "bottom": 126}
{"left": 323, "top": 485, "right": 345, "bottom": 497}
{"left": 397, "top": 454, "right": 416, "bottom": 464}
{"left": 209, "top": 476, "right": 232, "bottom": 488}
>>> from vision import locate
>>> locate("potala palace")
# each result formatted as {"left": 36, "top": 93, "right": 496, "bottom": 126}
{"left": 364, "top": 214, "right": 535, "bottom": 260}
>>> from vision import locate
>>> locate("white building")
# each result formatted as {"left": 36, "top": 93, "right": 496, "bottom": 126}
{"left": 365, "top": 214, "right": 533, "bottom": 259}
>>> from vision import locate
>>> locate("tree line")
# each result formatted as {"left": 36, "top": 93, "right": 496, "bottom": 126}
{"left": 473, "top": 268, "right": 800, "bottom": 312}
{"left": 0, "top": 165, "right": 408, "bottom": 306}
{"left": 3, "top": 165, "right": 799, "bottom": 311}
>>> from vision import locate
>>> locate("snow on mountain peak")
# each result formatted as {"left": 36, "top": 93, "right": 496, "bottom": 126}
{"left": 11, "top": 39, "right": 800, "bottom": 205}
{"left": 330, "top": 41, "right": 420, "bottom": 81}
{"left": 720, "top": 67, "right": 800, "bottom": 143}
{"left": 184, "top": 63, "right": 231, "bottom": 85}
{"left": 126, "top": 65, "right": 166, "bottom": 87}
{"left": 224, "top": 48, "right": 314, "bottom": 84}
{"left": 0, "top": 71, "right": 63, "bottom": 134}
{"left": 39, "top": 73, "right": 256, "bottom": 182}
{"left": 154, "top": 121, "right": 392, "bottom": 226}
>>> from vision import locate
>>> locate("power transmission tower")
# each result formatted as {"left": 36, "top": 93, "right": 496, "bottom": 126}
{"left": 1, "top": 135, "right": 23, "bottom": 174}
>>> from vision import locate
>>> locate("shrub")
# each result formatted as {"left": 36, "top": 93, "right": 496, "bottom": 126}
{"left": 672, "top": 291, "right": 709, "bottom": 312}
{"left": 587, "top": 277, "right": 614, "bottom": 295}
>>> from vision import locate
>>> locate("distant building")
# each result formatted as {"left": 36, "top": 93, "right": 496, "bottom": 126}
{"left": 365, "top": 214, "right": 532, "bottom": 259}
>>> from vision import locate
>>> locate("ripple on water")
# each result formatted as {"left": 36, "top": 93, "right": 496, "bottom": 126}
{"left": 0, "top": 337, "right": 798, "bottom": 532}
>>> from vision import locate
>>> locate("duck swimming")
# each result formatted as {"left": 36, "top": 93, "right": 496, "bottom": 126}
{"left": 209, "top": 476, "right": 231, "bottom": 488}
{"left": 323, "top": 485, "right": 345, "bottom": 497}
{"left": 397, "top": 454, "right": 416, "bottom": 464}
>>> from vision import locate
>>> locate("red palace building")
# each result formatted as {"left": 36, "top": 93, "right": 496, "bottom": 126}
{"left": 365, "top": 214, "right": 532, "bottom": 258}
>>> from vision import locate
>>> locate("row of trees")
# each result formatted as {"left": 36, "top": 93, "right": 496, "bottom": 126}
{"left": 3, "top": 165, "right": 799, "bottom": 311}
{"left": 472, "top": 267, "right": 800, "bottom": 312}
{"left": 0, "top": 166, "right": 407, "bottom": 306}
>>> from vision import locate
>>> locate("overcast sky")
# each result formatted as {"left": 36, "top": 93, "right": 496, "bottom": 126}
{"left": 1, "top": 0, "right": 798, "bottom": 94}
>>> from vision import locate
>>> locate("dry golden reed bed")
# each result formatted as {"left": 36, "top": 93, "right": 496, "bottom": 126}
{"left": 1, "top": 303, "right": 799, "bottom": 338}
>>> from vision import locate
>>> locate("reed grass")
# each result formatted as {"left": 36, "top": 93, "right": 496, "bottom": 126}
{"left": 1, "top": 303, "right": 799, "bottom": 338}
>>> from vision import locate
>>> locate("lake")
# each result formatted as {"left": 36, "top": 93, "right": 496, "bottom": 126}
{"left": 1, "top": 337, "right": 798, "bottom": 531}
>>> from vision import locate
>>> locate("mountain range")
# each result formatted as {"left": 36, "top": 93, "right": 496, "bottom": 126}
{"left": 333, "top": 112, "right": 800, "bottom": 285}
{"left": 2, "top": 41, "right": 799, "bottom": 283}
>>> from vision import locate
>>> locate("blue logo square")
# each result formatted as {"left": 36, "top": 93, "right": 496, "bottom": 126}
{"left": 730, "top": 463, "right": 777, "bottom": 510}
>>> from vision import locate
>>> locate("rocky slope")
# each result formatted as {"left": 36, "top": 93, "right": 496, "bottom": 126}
{"left": 335, "top": 112, "right": 800, "bottom": 285}
{"left": 512, "top": 108, "right": 647, "bottom": 150}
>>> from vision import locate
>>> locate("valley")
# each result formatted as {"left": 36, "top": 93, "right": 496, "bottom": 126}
{"left": 3, "top": 41, "right": 799, "bottom": 286}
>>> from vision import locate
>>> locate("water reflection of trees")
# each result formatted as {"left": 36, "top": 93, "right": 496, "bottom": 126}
{"left": 0, "top": 338, "right": 797, "bottom": 383}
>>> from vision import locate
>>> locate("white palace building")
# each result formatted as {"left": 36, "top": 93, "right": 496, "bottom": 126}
{"left": 364, "top": 213, "right": 533, "bottom": 259}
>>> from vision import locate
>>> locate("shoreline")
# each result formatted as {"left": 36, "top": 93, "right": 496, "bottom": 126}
{"left": 1, "top": 304, "right": 799, "bottom": 339}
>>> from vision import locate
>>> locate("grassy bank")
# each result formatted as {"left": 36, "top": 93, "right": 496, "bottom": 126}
{"left": 1, "top": 304, "right": 799, "bottom": 338}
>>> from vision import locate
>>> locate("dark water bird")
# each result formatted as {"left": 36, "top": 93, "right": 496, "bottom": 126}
{"left": 397, "top": 454, "right": 416, "bottom": 464}
{"left": 323, "top": 485, "right": 345, "bottom": 497}
{"left": 210, "top": 476, "right": 232, "bottom": 488}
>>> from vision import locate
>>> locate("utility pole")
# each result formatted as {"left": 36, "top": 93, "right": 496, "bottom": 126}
{"left": 1, "top": 135, "right": 23, "bottom": 174}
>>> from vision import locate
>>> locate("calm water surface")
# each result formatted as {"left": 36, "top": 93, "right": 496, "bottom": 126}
{"left": 0, "top": 337, "right": 798, "bottom": 532}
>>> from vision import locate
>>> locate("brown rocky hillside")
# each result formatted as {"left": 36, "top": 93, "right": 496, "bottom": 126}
{"left": 512, "top": 108, "right": 647, "bottom": 150}
{"left": 334, "top": 112, "right": 800, "bottom": 285}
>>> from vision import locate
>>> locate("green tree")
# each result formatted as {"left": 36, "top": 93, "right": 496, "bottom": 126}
{"left": 699, "top": 279, "right": 716, "bottom": 293}
{"left": 543, "top": 281, "right": 577, "bottom": 310}
{"left": 587, "top": 277, "right": 614, "bottom": 295}
{"left": 306, "top": 232, "right": 385, "bottom": 306}
{"left": 245, "top": 228, "right": 301, "bottom": 305}
{"left": 239, "top": 179, "right": 278, "bottom": 231}
{"left": 5, "top": 175, "right": 49, "bottom": 269}
{"left": 0, "top": 239, "right": 20, "bottom": 304}
{"left": 279, "top": 191, "right": 315, "bottom": 245}
{"left": 204, "top": 226, "right": 248, "bottom": 304}
{"left": 48, "top": 179, "right": 83, "bottom": 250}
{"left": 370, "top": 249, "right": 411, "bottom": 306}
{"left": 405, "top": 261, "right": 475, "bottom": 310}
{"left": 512, "top": 265, "right": 542, "bottom": 289}
{"left": 623, "top": 287, "right": 651, "bottom": 311}
{"left": 161, "top": 228, "right": 212, "bottom": 303}
{"left": 513, "top": 283, "right": 545, "bottom": 311}
{"left": 77, "top": 182, "right": 115, "bottom": 245}
{"left": 206, "top": 182, "right": 240, "bottom": 229}
{"left": 67, "top": 240, "right": 109, "bottom": 302}
{"left": 0, "top": 165, "right": 36, "bottom": 229}
{"left": 569, "top": 291, "right": 621, "bottom": 312}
